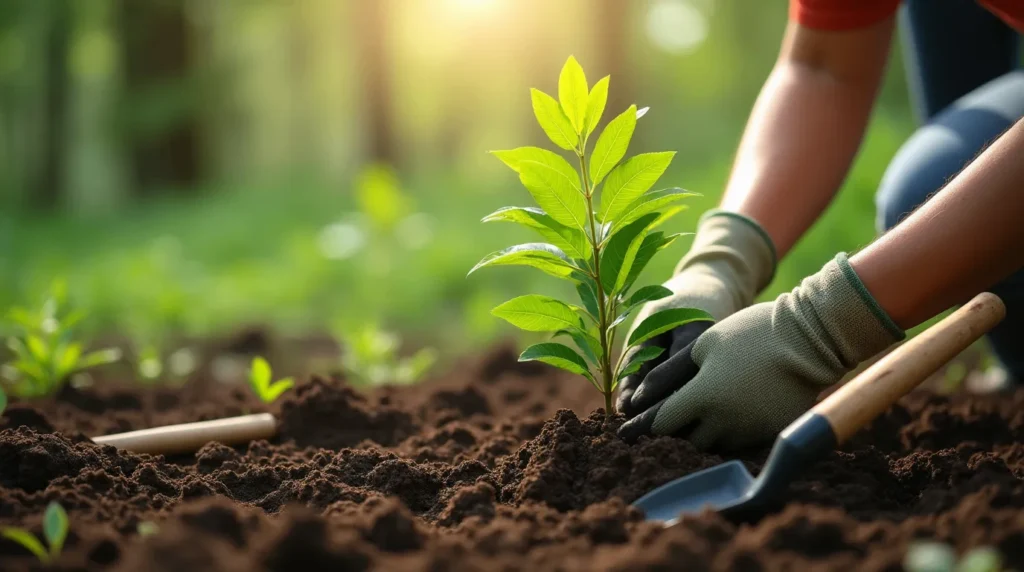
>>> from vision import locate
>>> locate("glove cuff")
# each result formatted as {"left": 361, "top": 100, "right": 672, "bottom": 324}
{"left": 672, "top": 210, "right": 777, "bottom": 315}
{"left": 790, "top": 253, "right": 905, "bottom": 378}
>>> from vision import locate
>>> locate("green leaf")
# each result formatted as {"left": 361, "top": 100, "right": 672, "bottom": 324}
{"left": 576, "top": 281, "right": 600, "bottom": 321}
{"left": 589, "top": 105, "right": 636, "bottom": 186}
{"left": 553, "top": 328, "right": 600, "bottom": 365}
{"left": 7, "top": 307, "right": 38, "bottom": 332}
{"left": 43, "top": 502, "right": 68, "bottom": 558}
{"left": 531, "top": 89, "right": 578, "bottom": 151}
{"left": 25, "top": 335, "right": 48, "bottom": 364}
{"left": 492, "top": 147, "right": 588, "bottom": 230}
{"left": 0, "top": 385, "right": 6, "bottom": 416}
{"left": 482, "top": 207, "right": 591, "bottom": 260}
{"left": 599, "top": 152, "right": 675, "bottom": 222}
{"left": 600, "top": 213, "right": 659, "bottom": 293}
{"left": 79, "top": 348, "right": 122, "bottom": 370}
{"left": 622, "top": 232, "right": 682, "bottom": 292}
{"left": 618, "top": 346, "right": 665, "bottom": 379}
{"left": 624, "top": 285, "right": 673, "bottom": 309}
{"left": 2, "top": 528, "right": 49, "bottom": 563}
{"left": 492, "top": 295, "right": 582, "bottom": 332}
{"left": 519, "top": 342, "right": 593, "bottom": 382}
{"left": 627, "top": 308, "right": 715, "bottom": 348}
{"left": 468, "top": 243, "right": 579, "bottom": 280}
{"left": 250, "top": 356, "right": 271, "bottom": 389}
{"left": 558, "top": 56, "right": 589, "bottom": 134}
{"left": 613, "top": 187, "right": 699, "bottom": 232}
{"left": 262, "top": 378, "right": 294, "bottom": 403}
{"left": 56, "top": 343, "right": 82, "bottom": 379}
{"left": 583, "top": 76, "right": 609, "bottom": 138}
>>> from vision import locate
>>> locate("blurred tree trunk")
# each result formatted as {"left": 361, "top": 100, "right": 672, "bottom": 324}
{"left": 353, "top": 0, "right": 397, "bottom": 167}
{"left": 33, "top": 0, "right": 69, "bottom": 209}
{"left": 119, "top": 0, "right": 199, "bottom": 194}
{"left": 596, "top": 0, "right": 632, "bottom": 114}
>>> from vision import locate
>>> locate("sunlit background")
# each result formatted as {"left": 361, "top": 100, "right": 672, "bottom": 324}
{"left": 0, "top": 0, "right": 916, "bottom": 370}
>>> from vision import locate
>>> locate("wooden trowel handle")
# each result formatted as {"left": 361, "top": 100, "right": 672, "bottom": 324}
{"left": 92, "top": 413, "right": 277, "bottom": 455}
{"left": 813, "top": 292, "right": 1005, "bottom": 444}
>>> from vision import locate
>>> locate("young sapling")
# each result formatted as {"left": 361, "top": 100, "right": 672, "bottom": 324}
{"left": 1, "top": 501, "right": 69, "bottom": 564}
{"left": 248, "top": 356, "right": 294, "bottom": 403}
{"left": 469, "top": 56, "right": 712, "bottom": 417}
{"left": 2, "top": 283, "right": 121, "bottom": 398}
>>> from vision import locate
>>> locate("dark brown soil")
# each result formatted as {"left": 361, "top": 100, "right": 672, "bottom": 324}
{"left": 2, "top": 342, "right": 1024, "bottom": 571}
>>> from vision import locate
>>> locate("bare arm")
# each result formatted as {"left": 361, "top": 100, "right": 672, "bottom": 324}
{"left": 720, "top": 19, "right": 894, "bottom": 257}
{"left": 852, "top": 119, "right": 1024, "bottom": 329}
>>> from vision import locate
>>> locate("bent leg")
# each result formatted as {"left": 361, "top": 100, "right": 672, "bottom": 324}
{"left": 876, "top": 71, "right": 1024, "bottom": 378}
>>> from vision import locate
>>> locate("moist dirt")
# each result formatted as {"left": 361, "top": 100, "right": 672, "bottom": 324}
{"left": 2, "top": 342, "right": 1024, "bottom": 571}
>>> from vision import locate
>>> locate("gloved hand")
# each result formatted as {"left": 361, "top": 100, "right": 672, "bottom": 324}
{"left": 616, "top": 211, "right": 776, "bottom": 416}
{"left": 618, "top": 253, "right": 905, "bottom": 450}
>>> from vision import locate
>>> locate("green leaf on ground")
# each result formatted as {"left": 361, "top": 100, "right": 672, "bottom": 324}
{"left": 1, "top": 528, "right": 49, "bottom": 563}
{"left": 43, "top": 502, "right": 68, "bottom": 558}
{"left": 627, "top": 308, "right": 715, "bottom": 348}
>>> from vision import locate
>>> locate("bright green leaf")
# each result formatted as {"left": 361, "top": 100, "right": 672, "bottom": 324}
{"left": 624, "top": 285, "right": 673, "bottom": 309}
{"left": 627, "top": 308, "right": 715, "bottom": 348}
{"left": 263, "top": 378, "right": 294, "bottom": 403}
{"left": 600, "top": 213, "right": 659, "bottom": 293}
{"left": 519, "top": 342, "right": 593, "bottom": 382}
{"left": 468, "top": 243, "right": 579, "bottom": 280}
{"left": 250, "top": 356, "right": 271, "bottom": 389}
{"left": 618, "top": 346, "right": 665, "bottom": 379}
{"left": 613, "top": 188, "right": 699, "bottom": 232}
{"left": 531, "top": 88, "right": 578, "bottom": 151}
{"left": 554, "top": 328, "right": 601, "bottom": 365}
{"left": 599, "top": 152, "right": 675, "bottom": 222}
{"left": 43, "top": 502, "right": 68, "bottom": 558}
{"left": 2, "top": 528, "right": 49, "bottom": 563}
{"left": 622, "top": 232, "right": 683, "bottom": 292}
{"left": 56, "top": 343, "right": 83, "bottom": 379}
{"left": 589, "top": 105, "right": 636, "bottom": 186}
{"left": 492, "top": 147, "right": 588, "bottom": 230}
{"left": 25, "top": 335, "right": 48, "bottom": 364}
{"left": 482, "top": 207, "right": 591, "bottom": 260}
{"left": 558, "top": 56, "right": 589, "bottom": 134}
{"left": 492, "top": 295, "right": 582, "bottom": 332}
{"left": 583, "top": 76, "right": 609, "bottom": 138}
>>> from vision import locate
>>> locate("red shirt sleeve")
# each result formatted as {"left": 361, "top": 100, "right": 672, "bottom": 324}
{"left": 790, "top": 0, "right": 901, "bottom": 31}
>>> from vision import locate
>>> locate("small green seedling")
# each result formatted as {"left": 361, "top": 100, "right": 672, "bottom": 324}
{"left": 247, "top": 356, "right": 294, "bottom": 403}
{"left": 469, "top": 56, "right": 711, "bottom": 416}
{"left": 338, "top": 322, "right": 437, "bottom": 386}
{"left": 0, "top": 502, "right": 69, "bottom": 564}
{"left": 904, "top": 541, "right": 1005, "bottom": 572}
{"left": 2, "top": 282, "right": 121, "bottom": 398}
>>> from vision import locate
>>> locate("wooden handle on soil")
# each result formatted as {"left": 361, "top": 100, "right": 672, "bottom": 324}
{"left": 92, "top": 413, "right": 278, "bottom": 455}
{"left": 814, "top": 292, "right": 1005, "bottom": 444}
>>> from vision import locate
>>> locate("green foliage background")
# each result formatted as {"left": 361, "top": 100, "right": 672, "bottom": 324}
{"left": 0, "top": 0, "right": 918, "bottom": 360}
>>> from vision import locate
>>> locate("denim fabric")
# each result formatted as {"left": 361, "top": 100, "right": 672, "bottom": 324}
{"left": 875, "top": 0, "right": 1023, "bottom": 376}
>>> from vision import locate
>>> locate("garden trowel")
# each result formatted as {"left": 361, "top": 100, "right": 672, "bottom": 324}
{"left": 633, "top": 292, "right": 1006, "bottom": 525}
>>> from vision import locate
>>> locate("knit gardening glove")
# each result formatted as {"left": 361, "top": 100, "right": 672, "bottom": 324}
{"left": 616, "top": 210, "right": 776, "bottom": 416}
{"left": 618, "top": 253, "right": 905, "bottom": 450}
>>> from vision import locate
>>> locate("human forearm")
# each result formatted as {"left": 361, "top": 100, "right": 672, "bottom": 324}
{"left": 852, "top": 119, "right": 1024, "bottom": 329}
{"left": 720, "top": 20, "right": 894, "bottom": 258}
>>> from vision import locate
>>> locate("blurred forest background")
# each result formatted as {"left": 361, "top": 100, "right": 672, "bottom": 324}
{"left": 0, "top": 0, "right": 919, "bottom": 361}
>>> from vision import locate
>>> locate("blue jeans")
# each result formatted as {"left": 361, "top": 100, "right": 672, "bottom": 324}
{"left": 876, "top": 0, "right": 1024, "bottom": 377}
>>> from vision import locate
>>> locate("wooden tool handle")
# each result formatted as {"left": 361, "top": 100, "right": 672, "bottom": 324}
{"left": 814, "top": 292, "right": 1005, "bottom": 444}
{"left": 92, "top": 413, "right": 277, "bottom": 455}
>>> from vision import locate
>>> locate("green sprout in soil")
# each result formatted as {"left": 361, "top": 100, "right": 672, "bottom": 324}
{"left": 2, "top": 282, "right": 121, "bottom": 398}
{"left": 247, "top": 356, "right": 294, "bottom": 403}
{"left": 469, "top": 56, "right": 712, "bottom": 416}
{"left": 1, "top": 502, "right": 69, "bottom": 564}
{"left": 338, "top": 322, "right": 437, "bottom": 386}
{"left": 904, "top": 541, "right": 1005, "bottom": 572}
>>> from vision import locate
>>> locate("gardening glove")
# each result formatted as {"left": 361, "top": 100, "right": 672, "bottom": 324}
{"left": 616, "top": 210, "right": 776, "bottom": 416}
{"left": 618, "top": 253, "right": 905, "bottom": 450}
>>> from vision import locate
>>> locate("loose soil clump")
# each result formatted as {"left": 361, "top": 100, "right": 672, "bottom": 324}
{"left": 2, "top": 341, "right": 1024, "bottom": 571}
